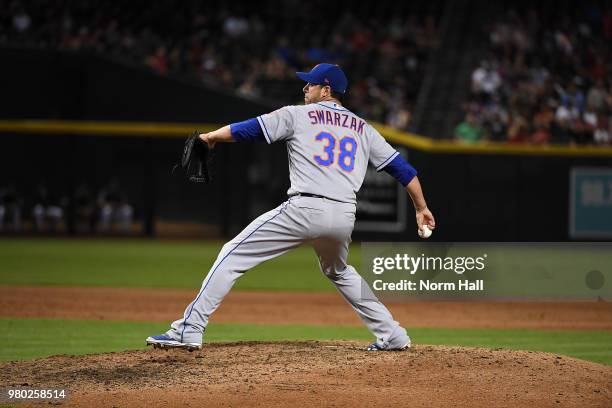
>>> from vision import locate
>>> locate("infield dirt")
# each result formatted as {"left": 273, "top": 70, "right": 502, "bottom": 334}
{"left": 2, "top": 285, "right": 612, "bottom": 407}
{"left": 1, "top": 341, "right": 611, "bottom": 407}
{"left": 2, "top": 285, "right": 612, "bottom": 329}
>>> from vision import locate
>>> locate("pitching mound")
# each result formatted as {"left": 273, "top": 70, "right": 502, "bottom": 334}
{"left": 2, "top": 342, "right": 610, "bottom": 407}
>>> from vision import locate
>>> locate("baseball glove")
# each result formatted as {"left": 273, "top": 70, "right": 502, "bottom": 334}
{"left": 180, "top": 131, "right": 213, "bottom": 183}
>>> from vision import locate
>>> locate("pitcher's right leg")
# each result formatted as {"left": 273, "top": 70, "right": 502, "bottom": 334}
{"left": 312, "top": 209, "right": 410, "bottom": 350}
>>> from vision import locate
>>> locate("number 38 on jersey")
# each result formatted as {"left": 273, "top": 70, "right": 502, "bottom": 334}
{"left": 313, "top": 132, "right": 357, "bottom": 172}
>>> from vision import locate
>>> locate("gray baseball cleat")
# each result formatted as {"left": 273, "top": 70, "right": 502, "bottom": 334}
{"left": 366, "top": 337, "right": 411, "bottom": 351}
{"left": 146, "top": 334, "right": 202, "bottom": 352}
{"left": 366, "top": 342, "right": 410, "bottom": 351}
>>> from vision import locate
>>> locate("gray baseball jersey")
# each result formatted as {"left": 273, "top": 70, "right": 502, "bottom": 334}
{"left": 257, "top": 101, "right": 399, "bottom": 203}
{"left": 161, "top": 101, "right": 410, "bottom": 351}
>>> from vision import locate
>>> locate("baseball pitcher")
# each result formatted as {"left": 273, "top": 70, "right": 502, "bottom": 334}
{"left": 147, "top": 63, "right": 436, "bottom": 351}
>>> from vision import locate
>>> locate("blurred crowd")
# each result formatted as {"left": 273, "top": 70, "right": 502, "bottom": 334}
{"left": 0, "top": 0, "right": 442, "bottom": 130}
{"left": 456, "top": 4, "right": 612, "bottom": 145}
{"left": 0, "top": 181, "right": 134, "bottom": 234}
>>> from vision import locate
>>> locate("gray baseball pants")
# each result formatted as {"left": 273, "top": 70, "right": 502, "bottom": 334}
{"left": 167, "top": 195, "right": 409, "bottom": 348}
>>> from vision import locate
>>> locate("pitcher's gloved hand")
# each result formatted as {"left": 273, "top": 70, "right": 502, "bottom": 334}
{"left": 181, "top": 131, "right": 213, "bottom": 183}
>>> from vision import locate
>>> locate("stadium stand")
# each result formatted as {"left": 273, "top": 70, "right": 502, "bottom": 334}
{"left": 459, "top": 1, "right": 612, "bottom": 145}
{"left": 0, "top": 0, "right": 444, "bottom": 131}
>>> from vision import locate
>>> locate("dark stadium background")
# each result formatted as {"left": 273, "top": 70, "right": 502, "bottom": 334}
{"left": 0, "top": 0, "right": 611, "bottom": 241}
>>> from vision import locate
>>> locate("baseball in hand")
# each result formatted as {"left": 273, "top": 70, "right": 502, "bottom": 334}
{"left": 418, "top": 225, "right": 432, "bottom": 239}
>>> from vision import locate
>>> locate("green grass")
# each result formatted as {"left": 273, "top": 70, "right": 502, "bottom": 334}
{"left": 1, "top": 239, "right": 611, "bottom": 367}
{"left": 1, "top": 318, "right": 611, "bottom": 365}
{"left": 0, "top": 239, "right": 361, "bottom": 291}
{"left": 0, "top": 318, "right": 370, "bottom": 361}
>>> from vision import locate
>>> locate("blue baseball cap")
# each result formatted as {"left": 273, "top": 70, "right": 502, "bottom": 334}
{"left": 296, "top": 63, "right": 348, "bottom": 94}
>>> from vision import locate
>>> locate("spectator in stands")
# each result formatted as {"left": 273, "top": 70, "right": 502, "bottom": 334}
{"left": 74, "top": 183, "right": 98, "bottom": 233}
{"left": 386, "top": 105, "right": 412, "bottom": 131}
{"left": 0, "top": 1, "right": 441, "bottom": 132}
{"left": 455, "top": 113, "right": 483, "bottom": 144}
{"left": 531, "top": 104, "right": 555, "bottom": 145}
{"left": 593, "top": 114, "right": 611, "bottom": 145}
{"left": 463, "top": 4, "right": 611, "bottom": 146}
{"left": 587, "top": 79, "right": 608, "bottom": 112}
{"left": 480, "top": 95, "right": 509, "bottom": 141}
{"left": 223, "top": 14, "right": 249, "bottom": 38}
{"left": 471, "top": 61, "right": 502, "bottom": 99}
{"left": 146, "top": 45, "right": 168, "bottom": 75}
{"left": 531, "top": 125, "right": 551, "bottom": 145}
{"left": 507, "top": 113, "right": 530, "bottom": 144}
{"left": 11, "top": 4, "right": 31, "bottom": 34}
{"left": 0, "top": 185, "right": 23, "bottom": 232}
{"left": 98, "top": 181, "right": 133, "bottom": 232}
{"left": 32, "top": 184, "right": 67, "bottom": 232}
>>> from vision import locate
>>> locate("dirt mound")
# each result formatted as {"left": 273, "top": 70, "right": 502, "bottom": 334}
{"left": 1, "top": 342, "right": 610, "bottom": 407}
